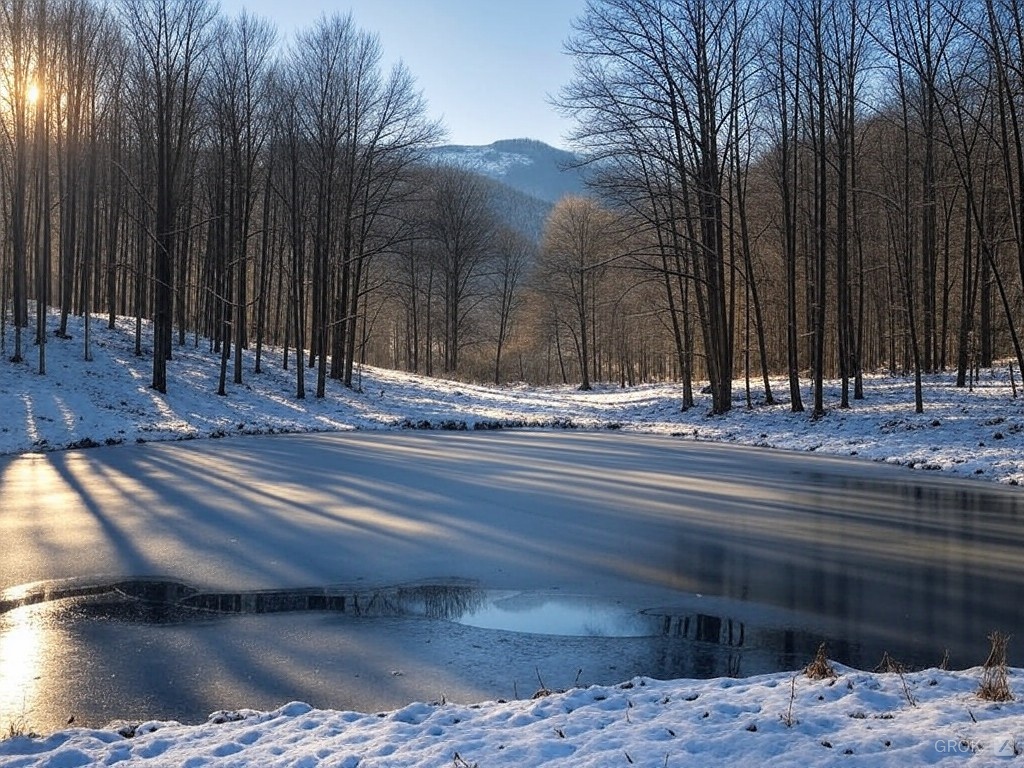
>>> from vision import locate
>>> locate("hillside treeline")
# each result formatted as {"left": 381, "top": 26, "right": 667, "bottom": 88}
{"left": 1, "top": 0, "right": 1022, "bottom": 415}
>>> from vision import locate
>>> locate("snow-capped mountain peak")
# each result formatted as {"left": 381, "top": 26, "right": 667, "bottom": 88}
{"left": 428, "top": 138, "right": 587, "bottom": 204}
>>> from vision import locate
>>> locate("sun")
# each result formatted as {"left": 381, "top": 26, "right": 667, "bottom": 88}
{"left": 26, "top": 82, "right": 39, "bottom": 105}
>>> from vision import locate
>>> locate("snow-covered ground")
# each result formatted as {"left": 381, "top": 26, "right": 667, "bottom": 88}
{"left": 3, "top": 666, "right": 1022, "bottom": 767}
{"left": 2, "top": 309, "right": 1023, "bottom": 484}
{"left": 1, "top": 309, "right": 1023, "bottom": 765}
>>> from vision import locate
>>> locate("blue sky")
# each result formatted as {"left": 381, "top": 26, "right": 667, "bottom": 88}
{"left": 216, "top": 0, "right": 588, "bottom": 148}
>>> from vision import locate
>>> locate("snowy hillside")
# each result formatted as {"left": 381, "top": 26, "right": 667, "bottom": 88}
{"left": 1, "top": 307, "right": 1023, "bottom": 485}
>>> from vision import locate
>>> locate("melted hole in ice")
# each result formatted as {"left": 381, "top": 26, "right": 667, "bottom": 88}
{"left": 450, "top": 592, "right": 662, "bottom": 638}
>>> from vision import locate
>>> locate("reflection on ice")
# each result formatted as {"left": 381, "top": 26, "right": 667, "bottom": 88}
{"left": 0, "top": 604, "right": 45, "bottom": 729}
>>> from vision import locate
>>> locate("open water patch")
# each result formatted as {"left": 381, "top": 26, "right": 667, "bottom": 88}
{"left": 448, "top": 592, "right": 659, "bottom": 637}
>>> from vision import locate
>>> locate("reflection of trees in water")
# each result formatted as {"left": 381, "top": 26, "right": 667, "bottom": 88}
{"left": 354, "top": 584, "right": 484, "bottom": 620}
{"left": 670, "top": 472, "right": 1024, "bottom": 673}
{"left": 22, "top": 580, "right": 489, "bottom": 622}
{"left": 655, "top": 613, "right": 745, "bottom": 646}
{"left": 806, "top": 471, "right": 1023, "bottom": 528}
{"left": 647, "top": 611, "right": 749, "bottom": 678}
{"left": 646, "top": 611, "right": 866, "bottom": 680}
{"left": 401, "top": 584, "right": 485, "bottom": 619}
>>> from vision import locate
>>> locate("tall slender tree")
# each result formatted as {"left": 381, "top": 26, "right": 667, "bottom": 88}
{"left": 120, "top": 0, "right": 214, "bottom": 393}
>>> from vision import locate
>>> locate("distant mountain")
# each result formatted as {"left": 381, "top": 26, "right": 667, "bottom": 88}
{"left": 480, "top": 176, "right": 553, "bottom": 242}
{"left": 428, "top": 138, "right": 588, "bottom": 205}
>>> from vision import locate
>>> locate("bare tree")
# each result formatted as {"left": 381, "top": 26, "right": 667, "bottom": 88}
{"left": 489, "top": 225, "right": 532, "bottom": 384}
{"left": 977, "top": 0, "right": 1024, "bottom": 378}
{"left": 761, "top": 0, "right": 805, "bottom": 411}
{"left": 285, "top": 13, "right": 439, "bottom": 395}
{"left": 1, "top": 0, "right": 36, "bottom": 364}
{"left": 936, "top": 6, "right": 997, "bottom": 387}
{"left": 333, "top": 50, "right": 440, "bottom": 388}
{"left": 268, "top": 63, "right": 307, "bottom": 399}
{"left": 422, "top": 164, "right": 496, "bottom": 374}
{"left": 120, "top": 0, "right": 214, "bottom": 393}
{"left": 206, "top": 11, "right": 275, "bottom": 394}
{"left": 537, "top": 195, "right": 618, "bottom": 390}
{"left": 32, "top": 0, "right": 51, "bottom": 375}
{"left": 564, "top": 0, "right": 758, "bottom": 412}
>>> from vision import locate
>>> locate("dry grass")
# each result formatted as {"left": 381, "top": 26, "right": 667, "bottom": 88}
{"left": 873, "top": 652, "right": 917, "bottom": 707}
{"left": 3, "top": 718, "right": 38, "bottom": 741}
{"left": 873, "top": 651, "right": 904, "bottom": 674}
{"left": 804, "top": 642, "right": 837, "bottom": 680}
{"left": 978, "top": 631, "right": 1014, "bottom": 702}
{"left": 779, "top": 675, "right": 798, "bottom": 727}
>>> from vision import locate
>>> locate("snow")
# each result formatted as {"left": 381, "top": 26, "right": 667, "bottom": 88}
{"left": 2, "top": 668, "right": 1022, "bottom": 766}
{"left": 430, "top": 143, "right": 536, "bottom": 177}
{"left": 1, "top": 308, "right": 1024, "bottom": 765}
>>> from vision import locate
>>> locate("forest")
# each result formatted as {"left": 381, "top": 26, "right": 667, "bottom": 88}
{"left": 1, "top": 0, "right": 1023, "bottom": 416}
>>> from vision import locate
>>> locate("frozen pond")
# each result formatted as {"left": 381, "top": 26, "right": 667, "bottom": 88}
{"left": 1, "top": 432, "right": 1022, "bottom": 732}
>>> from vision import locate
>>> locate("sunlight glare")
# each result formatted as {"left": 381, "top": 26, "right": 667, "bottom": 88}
{"left": 0, "top": 607, "right": 44, "bottom": 728}
{"left": 25, "top": 83, "right": 39, "bottom": 105}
